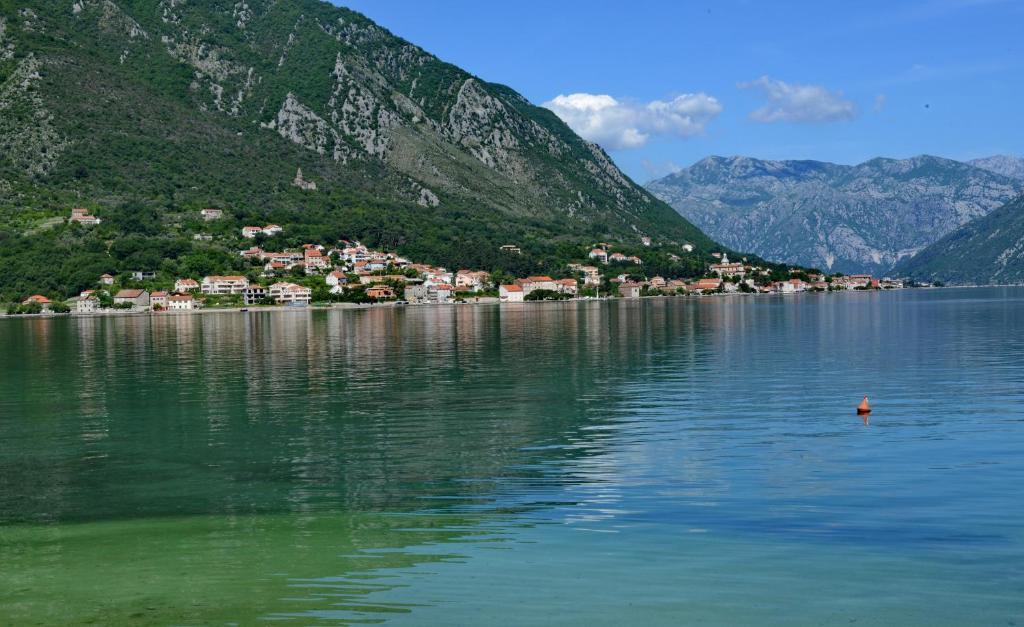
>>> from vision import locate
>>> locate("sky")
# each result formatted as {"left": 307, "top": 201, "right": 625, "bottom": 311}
{"left": 335, "top": 0, "right": 1023, "bottom": 182}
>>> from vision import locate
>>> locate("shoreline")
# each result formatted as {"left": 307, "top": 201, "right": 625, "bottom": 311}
{"left": 3, "top": 285, "right": 1018, "bottom": 322}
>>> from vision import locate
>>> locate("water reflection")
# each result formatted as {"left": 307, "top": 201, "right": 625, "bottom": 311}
{"left": 3, "top": 290, "right": 1024, "bottom": 623}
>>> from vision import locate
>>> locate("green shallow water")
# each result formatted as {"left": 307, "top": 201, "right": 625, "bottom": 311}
{"left": 1, "top": 512, "right": 483, "bottom": 624}
{"left": 2, "top": 290, "right": 1024, "bottom": 624}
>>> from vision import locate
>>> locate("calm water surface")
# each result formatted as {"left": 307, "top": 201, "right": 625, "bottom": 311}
{"left": 2, "top": 288, "right": 1024, "bottom": 625}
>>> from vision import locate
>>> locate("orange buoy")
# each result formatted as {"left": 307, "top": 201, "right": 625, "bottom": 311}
{"left": 857, "top": 396, "right": 871, "bottom": 415}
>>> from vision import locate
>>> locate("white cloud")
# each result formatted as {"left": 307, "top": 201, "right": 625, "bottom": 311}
{"left": 738, "top": 76, "right": 858, "bottom": 123}
{"left": 641, "top": 159, "right": 683, "bottom": 179}
{"left": 543, "top": 92, "right": 722, "bottom": 150}
{"left": 873, "top": 94, "right": 887, "bottom": 112}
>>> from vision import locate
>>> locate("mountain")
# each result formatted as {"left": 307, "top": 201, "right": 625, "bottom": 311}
{"left": 0, "top": 1, "right": 715, "bottom": 299}
{"left": 894, "top": 195, "right": 1024, "bottom": 284}
{"left": 968, "top": 155, "right": 1024, "bottom": 181}
{"left": 645, "top": 155, "right": 1023, "bottom": 274}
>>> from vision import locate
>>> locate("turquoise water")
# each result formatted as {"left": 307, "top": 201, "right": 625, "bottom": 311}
{"left": 2, "top": 288, "right": 1024, "bottom": 624}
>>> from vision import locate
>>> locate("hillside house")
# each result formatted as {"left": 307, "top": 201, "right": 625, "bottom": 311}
{"left": 69, "top": 207, "right": 101, "bottom": 225}
{"left": 174, "top": 278, "right": 199, "bottom": 292}
{"left": 200, "top": 208, "right": 223, "bottom": 221}
{"left": 455, "top": 270, "right": 490, "bottom": 292}
{"left": 710, "top": 254, "right": 746, "bottom": 277}
{"left": 326, "top": 271, "right": 348, "bottom": 294}
{"left": 304, "top": 248, "right": 330, "bottom": 272}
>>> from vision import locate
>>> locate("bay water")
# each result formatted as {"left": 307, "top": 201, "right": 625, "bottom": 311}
{"left": 2, "top": 288, "right": 1023, "bottom": 624}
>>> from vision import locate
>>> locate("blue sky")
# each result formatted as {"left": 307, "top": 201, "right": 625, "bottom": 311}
{"left": 335, "top": 0, "right": 1022, "bottom": 182}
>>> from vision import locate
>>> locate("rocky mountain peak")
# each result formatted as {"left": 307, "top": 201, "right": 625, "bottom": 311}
{"left": 646, "top": 155, "right": 1023, "bottom": 274}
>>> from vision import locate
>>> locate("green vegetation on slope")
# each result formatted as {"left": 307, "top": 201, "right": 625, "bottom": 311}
{"left": 0, "top": 1, "right": 723, "bottom": 300}
{"left": 895, "top": 195, "right": 1024, "bottom": 285}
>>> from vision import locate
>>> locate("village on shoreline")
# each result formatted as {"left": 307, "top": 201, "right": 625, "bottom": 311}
{"left": 5, "top": 208, "right": 910, "bottom": 317}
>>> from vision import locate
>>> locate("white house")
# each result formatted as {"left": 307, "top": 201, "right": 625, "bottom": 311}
{"left": 269, "top": 282, "right": 311, "bottom": 304}
{"left": 201, "top": 275, "right": 248, "bottom": 295}
{"left": 499, "top": 284, "right": 524, "bottom": 302}
{"left": 557, "top": 278, "right": 578, "bottom": 296}
{"left": 150, "top": 291, "right": 168, "bottom": 308}
{"left": 75, "top": 294, "right": 98, "bottom": 314}
{"left": 166, "top": 294, "right": 197, "bottom": 310}
{"left": 70, "top": 207, "right": 101, "bottom": 225}
{"left": 200, "top": 208, "right": 223, "bottom": 221}
{"left": 241, "top": 226, "right": 263, "bottom": 238}
{"left": 174, "top": 278, "right": 200, "bottom": 292}
{"left": 455, "top": 270, "right": 490, "bottom": 292}
{"left": 325, "top": 270, "right": 348, "bottom": 295}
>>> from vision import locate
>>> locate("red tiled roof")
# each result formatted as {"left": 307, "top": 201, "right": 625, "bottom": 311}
{"left": 501, "top": 284, "right": 523, "bottom": 292}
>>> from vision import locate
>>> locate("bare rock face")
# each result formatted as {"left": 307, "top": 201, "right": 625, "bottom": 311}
{"left": 647, "top": 155, "right": 1024, "bottom": 274}
{"left": 265, "top": 93, "right": 336, "bottom": 157}
{"left": 0, "top": 54, "right": 69, "bottom": 177}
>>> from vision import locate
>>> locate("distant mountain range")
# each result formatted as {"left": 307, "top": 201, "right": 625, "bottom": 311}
{"left": 646, "top": 155, "right": 1024, "bottom": 275}
{"left": 968, "top": 155, "right": 1024, "bottom": 181}
{"left": 895, "top": 194, "right": 1024, "bottom": 284}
